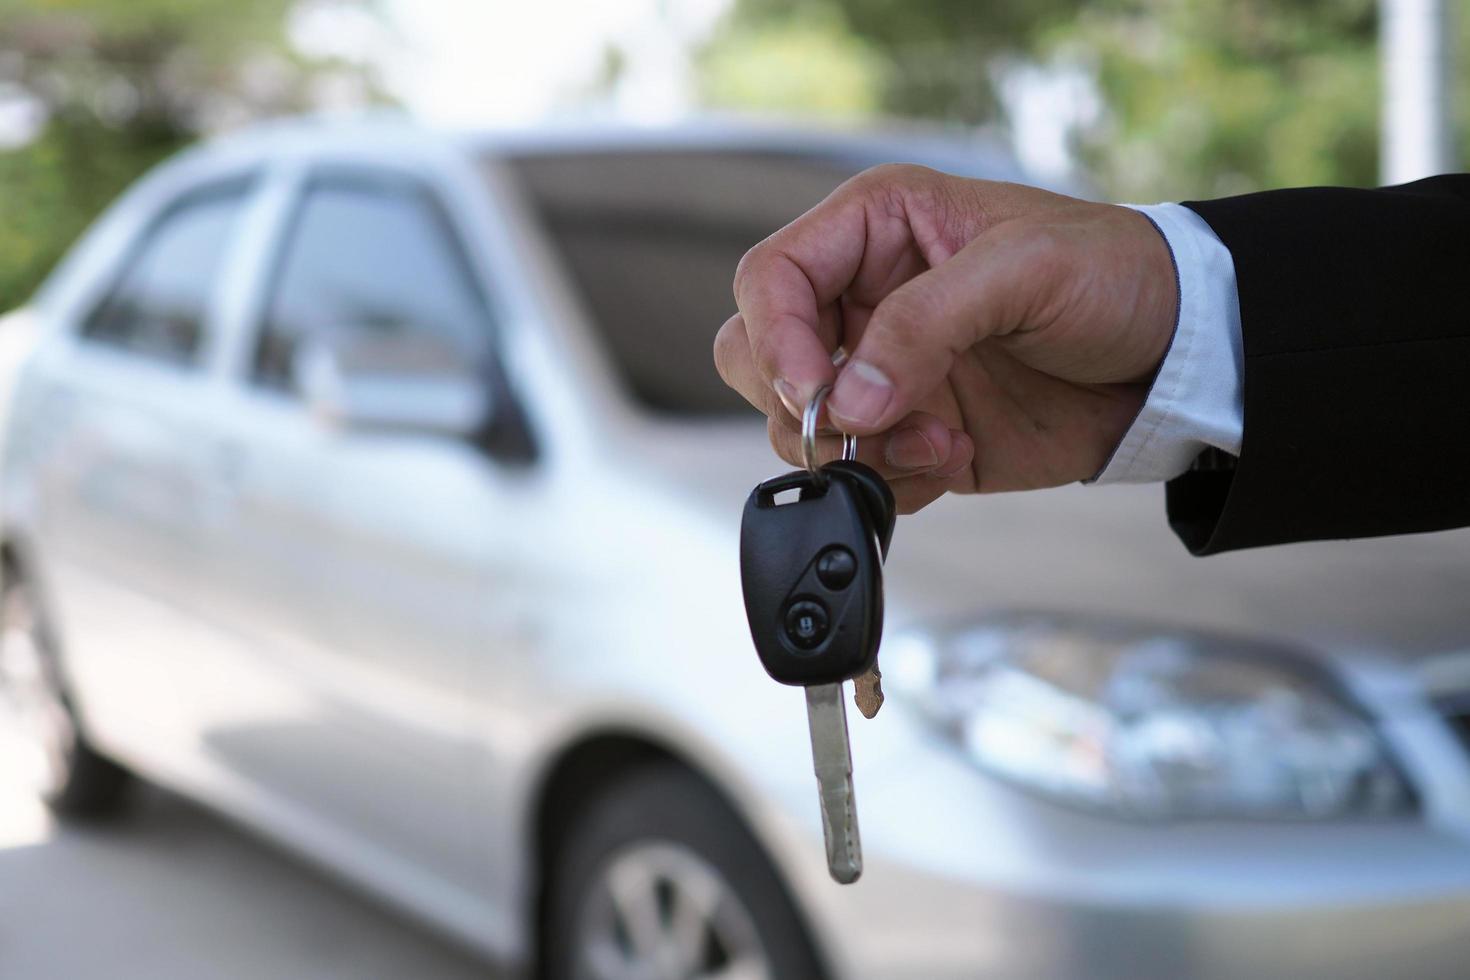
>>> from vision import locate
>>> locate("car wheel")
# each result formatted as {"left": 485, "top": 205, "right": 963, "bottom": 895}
{"left": 0, "top": 564, "right": 131, "bottom": 817}
{"left": 545, "top": 764, "right": 827, "bottom": 980}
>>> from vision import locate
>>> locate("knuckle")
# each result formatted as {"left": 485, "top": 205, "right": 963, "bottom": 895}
{"left": 733, "top": 238, "right": 773, "bottom": 300}
{"left": 854, "top": 164, "right": 979, "bottom": 244}
{"left": 848, "top": 163, "right": 932, "bottom": 213}
{"left": 857, "top": 162, "right": 931, "bottom": 190}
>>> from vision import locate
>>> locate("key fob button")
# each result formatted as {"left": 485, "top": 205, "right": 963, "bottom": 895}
{"left": 783, "top": 598, "right": 829, "bottom": 649}
{"left": 815, "top": 546, "right": 857, "bottom": 591}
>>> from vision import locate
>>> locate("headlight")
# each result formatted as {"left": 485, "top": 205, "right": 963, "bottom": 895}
{"left": 886, "top": 613, "right": 1411, "bottom": 820}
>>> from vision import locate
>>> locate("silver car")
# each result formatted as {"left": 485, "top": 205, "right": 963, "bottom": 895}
{"left": 2, "top": 118, "right": 1470, "bottom": 980}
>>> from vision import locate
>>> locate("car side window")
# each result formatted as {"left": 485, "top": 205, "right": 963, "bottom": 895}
{"left": 82, "top": 182, "right": 252, "bottom": 365}
{"left": 254, "top": 176, "right": 494, "bottom": 393}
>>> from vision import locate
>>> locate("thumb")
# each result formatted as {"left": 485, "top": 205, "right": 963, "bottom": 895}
{"left": 827, "top": 236, "right": 1026, "bottom": 434}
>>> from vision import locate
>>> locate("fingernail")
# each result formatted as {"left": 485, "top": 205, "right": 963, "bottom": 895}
{"left": 829, "top": 359, "right": 893, "bottom": 427}
{"left": 774, "top": 378, "right": 801, "bottom": 418}
{"left": 885, "top": 427, "right": 939, "bottom": 470}
{"left": 934, "top": 431, "right": 972, "bottom": 479}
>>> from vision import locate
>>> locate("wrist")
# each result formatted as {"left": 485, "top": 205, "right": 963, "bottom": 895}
{"left": 1116, "top": 204, "right": 1183, "bottom": 384}
{"left": 1091, "top": 202, "right": 1244, "bottom": 485}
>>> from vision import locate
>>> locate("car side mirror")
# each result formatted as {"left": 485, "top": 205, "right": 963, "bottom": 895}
{"left": 292, "top": 328, "right": 492, "bottom": 438}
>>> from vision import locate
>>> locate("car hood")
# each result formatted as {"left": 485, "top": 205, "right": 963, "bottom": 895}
{"left": 631, "top": 421, "right": 1470, "bottom": 664}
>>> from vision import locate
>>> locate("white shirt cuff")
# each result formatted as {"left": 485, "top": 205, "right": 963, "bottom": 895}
{"left": 1092, "top": 202, "right": 1244, "bottom": 484}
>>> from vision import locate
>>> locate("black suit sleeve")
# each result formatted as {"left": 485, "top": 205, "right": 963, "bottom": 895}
{"left": 1162, "top": 175, "right": 1470, "bottom": 555}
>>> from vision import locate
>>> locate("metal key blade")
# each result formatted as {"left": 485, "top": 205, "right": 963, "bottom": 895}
{"left": 853, "top": 661, "right": 884, "bottom": 719}
{"left": 805, "top": 682, "right": 862, "bottom": 883}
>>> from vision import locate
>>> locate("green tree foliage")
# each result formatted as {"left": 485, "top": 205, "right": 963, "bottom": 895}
{"left": 1067, "top": 0, "right": 1381, "bottom": 199}
{"left": 0, "top": 117, "right": 178, "bottom": 313}
{"left": 701, "top": 0, "right": 1466, "bottom": 200}
{"left": 699, "top": 8, "right": 885, "bottom": 119}
{"left": 0, "top": 0, "right": 383, "bottom": 311}
{"left": 707, "top": 0, "right": 1082, "bottom": 123}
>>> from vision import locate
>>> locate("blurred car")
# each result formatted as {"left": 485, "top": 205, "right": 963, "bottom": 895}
{"left": 2, "top": 117, "right": 1470, "bottom": 980}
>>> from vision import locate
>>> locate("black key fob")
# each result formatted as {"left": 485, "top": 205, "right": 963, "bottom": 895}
{"left": 824, "top": 459, "right": 896, "bottom": 559}
{"left": 739, "top": 463, "right": 885, "bottom": 686}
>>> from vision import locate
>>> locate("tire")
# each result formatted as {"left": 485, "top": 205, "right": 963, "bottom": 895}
{"left": 0, "top": 562, "right": 132, "bottom": 818}
{"left": 544, "top": 764, "right": 827, "bottom": 980}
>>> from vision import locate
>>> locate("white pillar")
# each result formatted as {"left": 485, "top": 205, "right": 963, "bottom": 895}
{"left": 1380, "top": 0, "right": 1456, "bottom": 184}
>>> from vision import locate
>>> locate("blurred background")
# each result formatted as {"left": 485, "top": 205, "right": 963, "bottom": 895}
{"left": 1, "top": 2, "right": 1468, "bottom": 979}
{"left": 1, "top": 0, "right": 1466, "bottom": 313}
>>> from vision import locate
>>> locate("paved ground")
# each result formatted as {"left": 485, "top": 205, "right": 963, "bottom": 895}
{"left": 0, "top": 743, "right": 497, "bottom": 979}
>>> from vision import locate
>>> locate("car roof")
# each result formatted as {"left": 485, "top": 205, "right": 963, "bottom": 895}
{"left": 462, "top": 116, "right": 1033, "bottom": 183}
{"left": 183, "top": 111, "right": 1060, "bottom": 190}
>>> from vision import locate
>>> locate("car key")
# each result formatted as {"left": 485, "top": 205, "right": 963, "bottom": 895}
{"left": 739, "top": 387, "right": 894, "bottom": 884}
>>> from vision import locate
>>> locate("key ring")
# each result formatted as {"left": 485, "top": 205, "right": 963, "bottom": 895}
{"left": 802, "top": 385, "right": 858, "bottom": 484}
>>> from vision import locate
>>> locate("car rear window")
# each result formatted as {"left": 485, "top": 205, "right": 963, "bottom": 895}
{"left": 502, "top": 150, "right": 862, "bottom": 417}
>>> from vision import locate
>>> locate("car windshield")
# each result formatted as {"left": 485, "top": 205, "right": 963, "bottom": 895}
{"left": 502, "top": 148, "right": 863, "bottom": 417}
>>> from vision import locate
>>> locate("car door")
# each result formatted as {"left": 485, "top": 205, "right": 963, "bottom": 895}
{"left": 24, "top": 177, "right": 260, "bottom": 757}
{"left": 179, "top": 167, "right": 544, "bottom": 900}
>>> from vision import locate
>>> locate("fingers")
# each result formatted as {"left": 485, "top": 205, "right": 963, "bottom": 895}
{"left": 888, "top": 431, "right": 976, "bottom": 514}
{"left": 723, "top": 163, "right": 1090, "bottom": 509}
{"left": 732, "top": 186, "right": 868, "bottom": 408}
{"left": 715, "top": 313, "right": 802, "bottom": 425}
{"left": 732, "top": 164, "right": 992, "bottom": 412}
{"left": 827, "top": 223, "right": 1054, "bottom": 435}
{"left": 729, "top": 166, "right": 1079, "bottom": 438}
{"left": 715, "top": 311, "right": 854, "bottom": 429}
{"left": 766, "top": 411, "right": 974, "bottom": 487}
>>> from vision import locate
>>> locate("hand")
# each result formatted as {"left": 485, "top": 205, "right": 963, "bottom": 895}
{"left": 713, "top": 164, "right": 1179, "bottom": 514}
